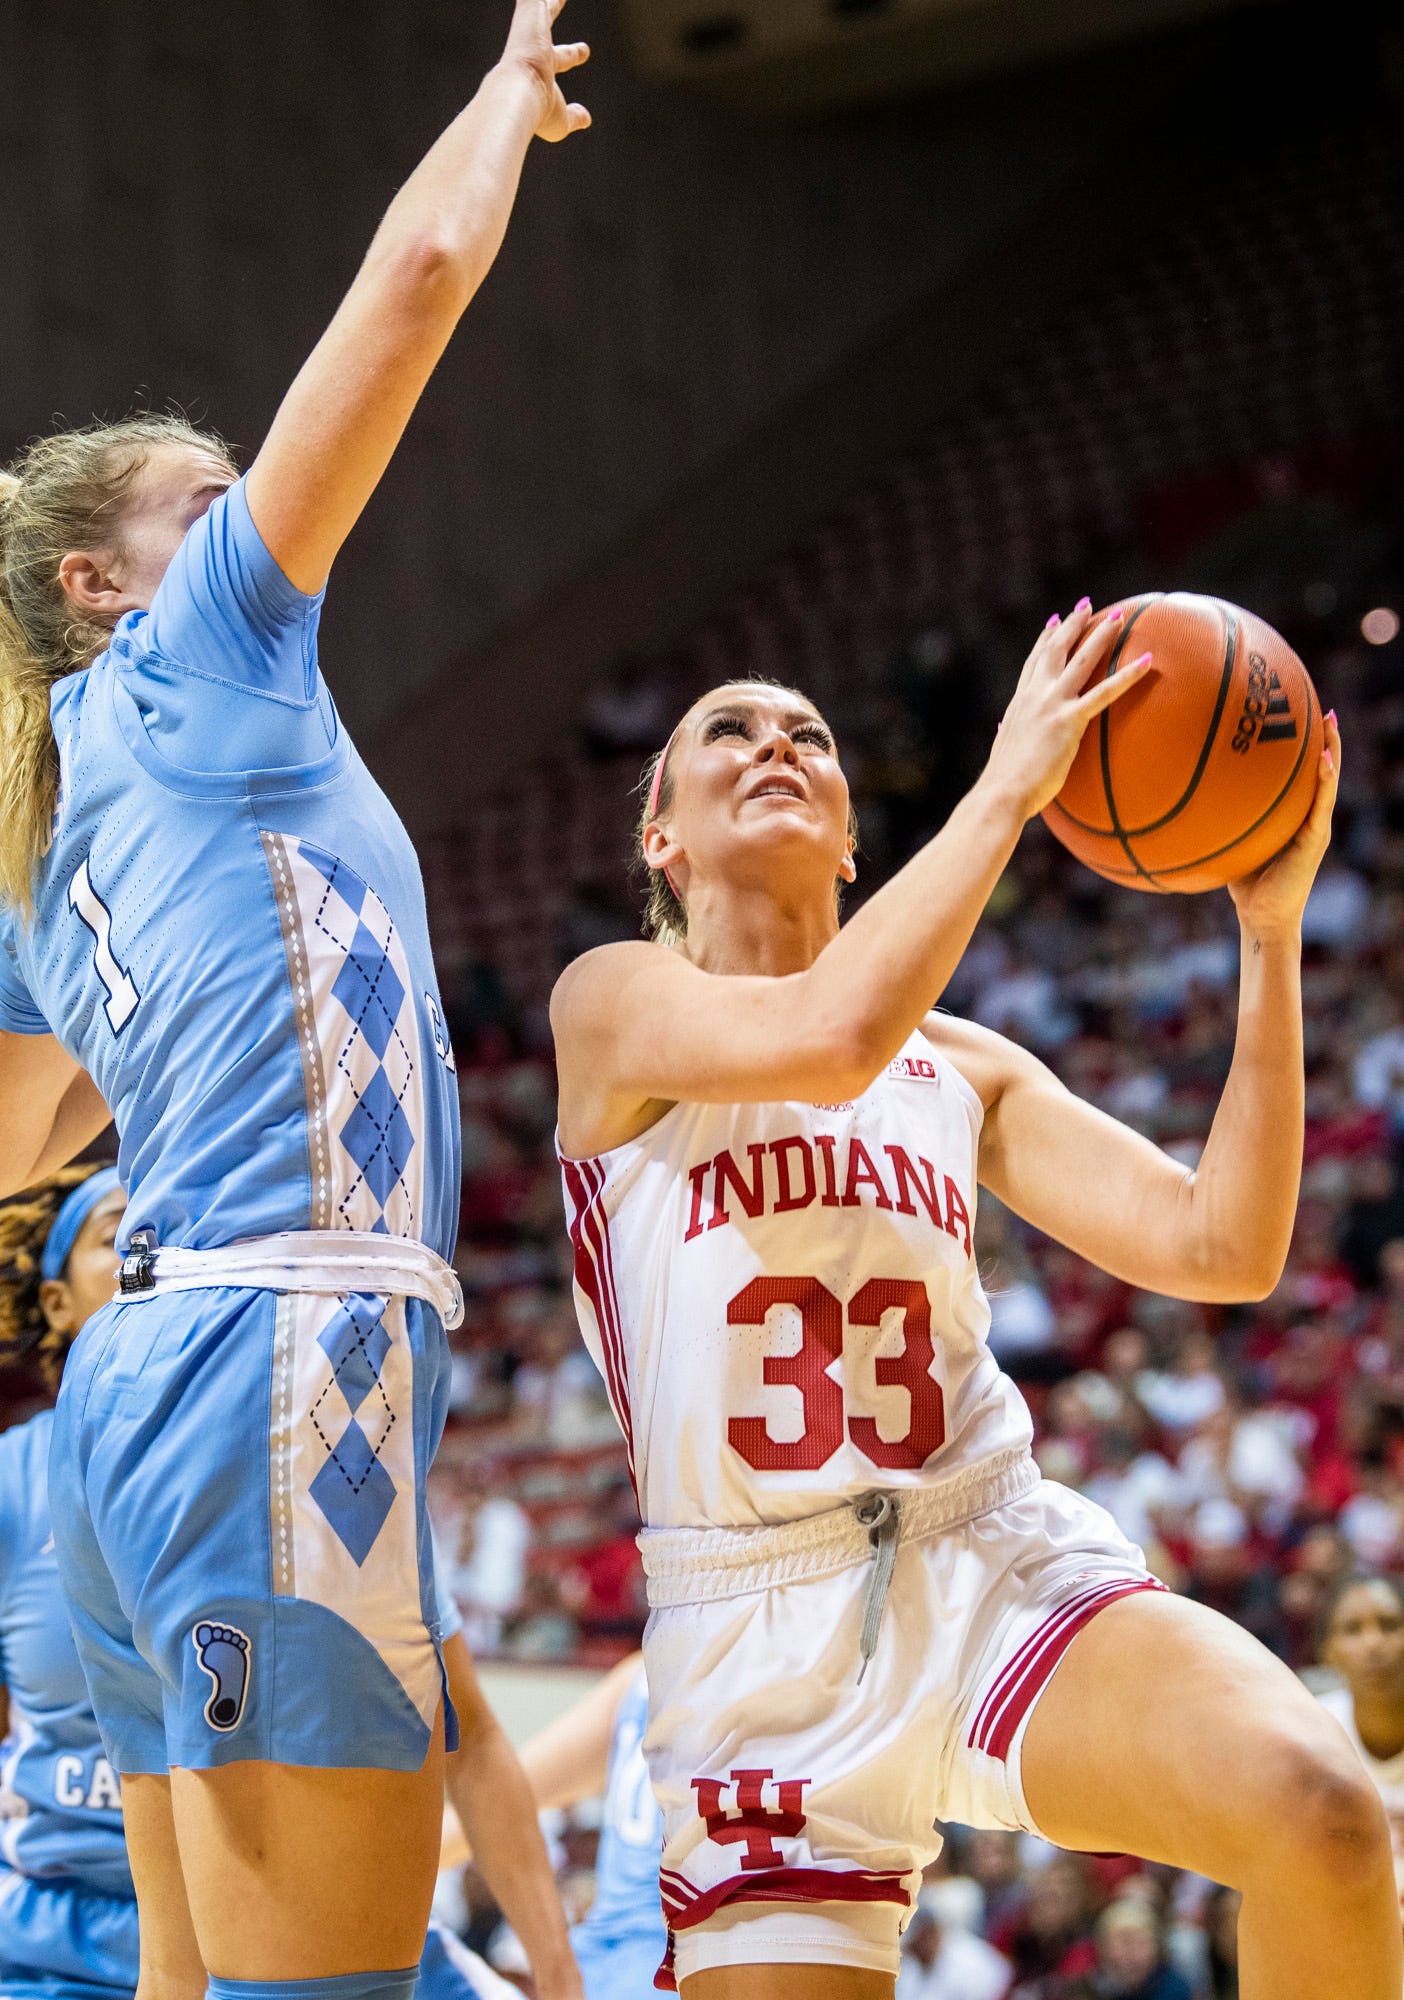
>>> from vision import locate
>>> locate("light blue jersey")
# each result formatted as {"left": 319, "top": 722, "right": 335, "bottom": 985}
{"left": 23, "top": 477, "right": 462, "bottom": 1778}
{"left": 0, "top": 475, "right": 460, "bottom": 1258}
{"left": 0, "top": 1413, "right": 130, "bottom": 1900}
{"left": 571, "top": 1666, "right": 666, "bottom": 1999}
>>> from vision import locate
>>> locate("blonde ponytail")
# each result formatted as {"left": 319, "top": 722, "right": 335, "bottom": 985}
{"left": 0, "top": 414, "right": 232, "bottom": 914}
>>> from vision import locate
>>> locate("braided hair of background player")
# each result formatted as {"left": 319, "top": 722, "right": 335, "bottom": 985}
{"left": 0, "top": 1164, "right": 108, "bottom": 1392}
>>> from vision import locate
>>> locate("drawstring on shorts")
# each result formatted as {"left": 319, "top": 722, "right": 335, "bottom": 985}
{"left": 854, "top": 1491, "right": 901, "bottom": 1683}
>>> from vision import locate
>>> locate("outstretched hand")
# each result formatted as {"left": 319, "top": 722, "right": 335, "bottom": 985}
{"left": 1228, "top": 711, "right": 1341, "bottom": 941}
{"left": 503, "top": 0, "right": 592, "bottom": 143}
{"left": 984, "top": 599, "right": 1156, "bottom": 822}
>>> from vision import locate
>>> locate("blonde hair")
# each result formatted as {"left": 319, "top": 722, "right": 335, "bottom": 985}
{"left": 0, "top": 414, "right": 232, "bottom": 913}
{"left": 636, "top": 678, "right": 859, "bottom": 948}
{"left": 0, "top": 1164, "right": 105, "bottom": 1393}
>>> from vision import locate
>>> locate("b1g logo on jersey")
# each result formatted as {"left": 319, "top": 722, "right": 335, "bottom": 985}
{"left": 1231, "top": 653, "right": 1298, "bottom": 755}
{"left": 693, "top": 1769, "right": 812, "bottom": 1870}
{"left": 886, "top": 1054, "right": 937, "bottom": 1082}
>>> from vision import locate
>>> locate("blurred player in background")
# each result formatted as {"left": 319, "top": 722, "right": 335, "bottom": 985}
{"left": 515, "top": 1654, "right": 669, "bottom": 1999}
{"left": 0, "top": 1170, "right": 567, "bottom": 2000}
{"left": 550, "top": 613, "right": 1398, "bottom": 1999}
{"left": 1318, "top": 1575, "right": 1404, "bottom": 1931}
{"left": 0, "top": 1168, "right": 137, "bottom": 2000}
{"left": 0, "top": 4, "right": 588, "bottom": 1996}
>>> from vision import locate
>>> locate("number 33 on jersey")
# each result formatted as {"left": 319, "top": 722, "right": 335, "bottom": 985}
{"left": 560, "top": 1030, "right": 1035, "bottom": 1530}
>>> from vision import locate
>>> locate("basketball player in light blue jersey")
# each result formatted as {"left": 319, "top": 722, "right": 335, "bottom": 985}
{"left": 509, "top": 1657, "right": 669, "bottom": 1999}
{"left": 0, "top": 6, "right": 589, "bottom": 2000}
{"left": 0, "top": 1169, "right": 564, "bottom": 2000}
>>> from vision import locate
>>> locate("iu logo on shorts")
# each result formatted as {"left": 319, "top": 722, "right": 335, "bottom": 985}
{"left": 692, "top": 1769, "right": 812, "bottom": 1871}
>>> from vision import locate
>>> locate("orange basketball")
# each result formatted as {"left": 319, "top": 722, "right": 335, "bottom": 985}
{"left": 1043, "top": 593, "right": 1323, "bottom": 893}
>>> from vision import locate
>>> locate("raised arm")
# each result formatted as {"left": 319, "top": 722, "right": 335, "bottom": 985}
{"left": 554, "top": 605, "right": 1152, "bottom": 1150}
{"left": 954, "top": 717, "right": 1340, "bottom": 1302}
{"left": 244, "top": 0, "right": 589, "bottom": 595}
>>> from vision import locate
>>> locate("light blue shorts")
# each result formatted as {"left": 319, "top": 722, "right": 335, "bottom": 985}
{"left": 49, "top": 1284, "right": 452, "bottom": 1775}
{"left": 415, "top": 1924, "right": 518, "bottom": 2000}
{"left": 0, "top": 1871, "right": 139, "bottom": 2000}
{"left": 571, "top": 1926, "right": 668, "bottom": 2000}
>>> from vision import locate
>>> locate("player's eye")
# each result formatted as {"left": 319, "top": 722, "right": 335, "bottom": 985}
{"left": 794, "top": 723, "right": 833, "bottom": 751}
{"left": 704, "top": 715, "right": 749, "bottom": 741}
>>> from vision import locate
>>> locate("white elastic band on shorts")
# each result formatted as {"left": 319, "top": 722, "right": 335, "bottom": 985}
{"left": 114, "top": 1230, "right": 465, "bottom": 1330}
{"left": 640, "top": 1447, "right": 1038, "bottom": 1607}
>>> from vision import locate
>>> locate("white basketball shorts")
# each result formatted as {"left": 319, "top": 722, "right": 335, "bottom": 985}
{"left": 638, "top": 1460, "right": 1164, "bottom": 1986}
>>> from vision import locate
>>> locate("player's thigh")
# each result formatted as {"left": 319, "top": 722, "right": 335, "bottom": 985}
{"left": 169, "top": 1709, "right": 445, "bottom": 1979}
{"left": 1020, "top": 1588, "right": 1379, "bottom": 1884}
{"left": 121, "top": 1774, "right": 205, "bottom": 2000}
{"left": 681, "top": 1970, "right": 892, "bottom": 1999}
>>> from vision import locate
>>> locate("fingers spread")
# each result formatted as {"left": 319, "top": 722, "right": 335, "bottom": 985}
{"left": 555, "top": 39, "right": 590, "bottom": 71}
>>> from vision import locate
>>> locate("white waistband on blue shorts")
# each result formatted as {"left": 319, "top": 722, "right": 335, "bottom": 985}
{"left": 639, "top": 1447, "right": 1039, "bottom": 1607}
{"left": 113, "top": 1230, "right": 465, "bottom": 1331}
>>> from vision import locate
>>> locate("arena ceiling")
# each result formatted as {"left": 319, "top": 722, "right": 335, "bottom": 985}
{"left": 618, "top": 0, "right": 1292, "bottom": 109}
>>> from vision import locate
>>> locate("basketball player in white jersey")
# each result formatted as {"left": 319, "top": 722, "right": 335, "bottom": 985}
{"left": 1319, "top": 1574, "right": 1404, "bottom": 1942}
{"left": 549, "top": 600, "right": 1398, "bottom": 2000}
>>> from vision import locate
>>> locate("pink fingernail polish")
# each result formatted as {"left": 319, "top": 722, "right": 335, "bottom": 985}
{"left": 1045, "top": 613, "right": 1060, "bottom": 630}
{"left": 1324, "top": 751, "right": 1335, "bottom": 773}
{"left": 1075, "top": 596, "right": 1092, "bottom": 613}
{"left": 1107, "top": 608, "right": 1124, "bottom": 623}
{"left": 1326, "top": 709, "right": 1338, "bottom": 726}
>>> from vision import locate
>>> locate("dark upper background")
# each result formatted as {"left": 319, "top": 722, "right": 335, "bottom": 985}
{"left": 1, "top": 0, "right": 1393, "bottom": 823}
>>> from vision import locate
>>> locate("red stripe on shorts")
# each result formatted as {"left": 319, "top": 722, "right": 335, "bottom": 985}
{"left": 658, "top": 1862, "right": 910, "bottom": 1931}
{"left": 978, "top": 1578, "right": 1166, "bottom": 1763}
{"left": 969, "top": 1579, "right": 1135, "bottom": 1753}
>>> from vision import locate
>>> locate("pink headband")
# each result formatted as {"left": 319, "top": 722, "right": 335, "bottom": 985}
{"left": 648, "top": 725, "right": 681, "bottom": 902}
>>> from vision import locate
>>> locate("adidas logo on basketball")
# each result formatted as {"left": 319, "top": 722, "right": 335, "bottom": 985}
{"left": 1231, "top": 651, "right": 1298, "bottom": 755}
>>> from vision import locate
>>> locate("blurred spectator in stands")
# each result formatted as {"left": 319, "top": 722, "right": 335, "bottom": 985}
{"left": 564, "top": 1478, "right": 646, "bottom": 1644}
{"left": 1339, "top": 1166, "right": 1404, "bottom": 1291}
{"left": 503, "top": 1571, "right": 579, "bottom": 1660}
{"left": 1301, "top": 856, "right": 1371, "bottom": 948}
{"left": 1179, "top": 1499, "right": 1287, "bottom": 1658}
{"left": 511, "top": 1297, "right": 616, "bottom": 1448}
{"left": 966, "top": 1833, "right": 1028, "bottom": 1943}
{"left": 1134, "top": 1332, "right": 1225, "bottom": 1438}
{"left": 448, "top": 1471, "right": 531, "bottom": 1652}
{"left": 1065, "top": 1898, "right": 1192, "bottom": 2000}
{"left": 897, "top": 1881, "right": 1012, "bottom": 2000}
{"left": 1081, "top": 1426, "right": 1184, "bottom": 1559}
{"left": 996, "top": 1854, "right": 1097, "bottom": 1991}
{"left": 1355, "top": 1007, "right": 1404, "bottom": 1136}
{"left": 1176, "top": 1392, "right": 1304, "bottom": 1539}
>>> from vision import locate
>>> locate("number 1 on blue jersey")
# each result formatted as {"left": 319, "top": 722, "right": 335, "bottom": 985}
{"left": 70, "top": 858, "right": 140, "bottom": 1034}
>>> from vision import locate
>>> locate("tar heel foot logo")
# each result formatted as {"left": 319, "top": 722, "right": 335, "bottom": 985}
{"left": 192, "top": 1622, "right": 252, "bottom": 1732}
{"left": 1232, "top": 652, "right": 1298, "bottom": 755}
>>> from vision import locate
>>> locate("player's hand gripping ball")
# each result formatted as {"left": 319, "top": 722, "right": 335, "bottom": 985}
{"left": 1042, "top": 593, "right": 1323, "bottom": 892}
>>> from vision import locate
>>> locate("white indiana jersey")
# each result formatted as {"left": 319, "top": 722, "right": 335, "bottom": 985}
{"left": 559, "top": 1026, "right": 1033, "bottom": 1529}
{"left": 1318, "top": 1686, "right": 1404, "bottom": 1900}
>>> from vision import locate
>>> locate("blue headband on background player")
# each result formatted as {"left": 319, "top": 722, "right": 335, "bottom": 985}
{"left": 41, "top": 1168, "right": 122, "bottom": 1282}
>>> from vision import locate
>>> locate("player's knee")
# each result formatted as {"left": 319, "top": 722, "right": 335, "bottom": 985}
{"left": 1251, "top": 1727, "right": 1390, "bottom": 1889}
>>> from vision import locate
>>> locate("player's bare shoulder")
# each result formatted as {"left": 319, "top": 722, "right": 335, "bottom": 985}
{"left": 917, "top": 1010, "right": 1038, "bottom": 1113}
{"left": 550, "top": 939, "right": 671, "bottom": 1040}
